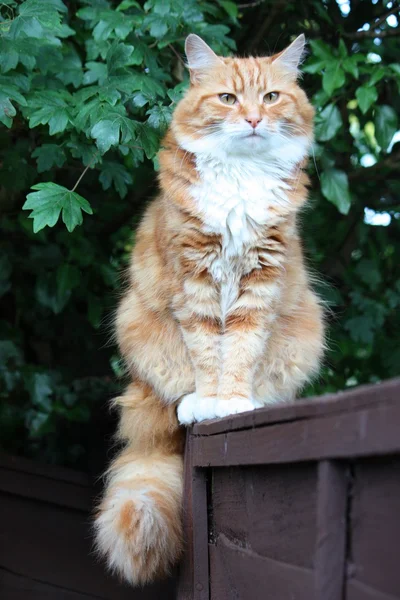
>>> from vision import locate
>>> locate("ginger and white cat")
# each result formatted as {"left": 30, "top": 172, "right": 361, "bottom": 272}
{"left": 95, "top": 33, "right": 324, "bottom": 585}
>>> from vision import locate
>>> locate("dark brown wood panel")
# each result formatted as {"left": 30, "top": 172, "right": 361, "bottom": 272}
{"left": 0, "top": 453, "right": 176, "bottom": 600}
{"left": 346, "top": 580, "right": 400, "bottom": 600}
{"left": 192, "top": 467, "right": 209, "bottom": 600}
{"left": 180, "top": 381, "right": 400, "bottom": 599}
{"left": 192, "top": 402, "right": 400, "bottom": 467}
{"left": 314, "top": 461, "right": 348, "bottom": 600}
{"left": 176, "top": 436, "right": 209, "bottom": 600}
{"left": 0, "top": 492, "right": 162, "bottom": 599}
{"left": 0, "top": 464, "right": 91, "bottom": 511}
{"left": 177, "top": 435, "right": 194, "bottom": 600}
{"left": 346, "top": 457, "right": 400, "bottom": 600}
{"left": 211, "top": 464, "right": 317, "bottom": 569}
{"left": 0, "top": 454, "right": 90, "bottom": 486}
{"left": 209, "top": 534, "right": 314, "bottom": 600}
{"left": 0, "top": 568, "right": 102, "bottom": 599}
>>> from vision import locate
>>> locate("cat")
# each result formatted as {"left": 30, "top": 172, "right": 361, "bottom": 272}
{"left": 94, "top": 33, "right": 325, "bottom": 586}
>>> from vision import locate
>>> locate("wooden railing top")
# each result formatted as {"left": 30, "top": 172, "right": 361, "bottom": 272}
{"left": 192, "top": 377, "right": 400, "bottom": 437}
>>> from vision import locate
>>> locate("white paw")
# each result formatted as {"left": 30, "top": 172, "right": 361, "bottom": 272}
{"left": 214, "top": 397, "right": 259, "bottom": 419}
{"left": 177, "top": 393, "right": 218, "bottom": 425}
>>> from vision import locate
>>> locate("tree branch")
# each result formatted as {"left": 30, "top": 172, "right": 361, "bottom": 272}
{"left": 345, "top": 3, "right": 400, "bottom": 39}
{"left": 238, "top": 0, "right": 265, "bottom": 8}
{"left": 71, "top": 152, "right": 99, "bottom": 192}
{"left": 348, "top": 151, "right": 400, "bottom": 182}
{"left": 246, "top": 0, "right": 285, "bottom": 52}
{"left": 368, "top": 3, "right": 400, "bottom": 30}
{"left": 345, "top": 27, "right": 400, "bottom": 39}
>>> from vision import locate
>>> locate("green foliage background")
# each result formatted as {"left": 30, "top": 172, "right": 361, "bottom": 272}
{"left": 1, "top": 0, "right": 399, "bottom": 470}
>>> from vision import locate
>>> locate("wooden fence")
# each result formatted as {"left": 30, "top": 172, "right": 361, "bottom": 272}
{"left": 177, "top": 378, "right": 400, "bottom": 600}
{"left": 0, "top": 453, "right": 176, "bottom": 599}
{"left": 1, "top": 379, "right": 399, "bottom": 599}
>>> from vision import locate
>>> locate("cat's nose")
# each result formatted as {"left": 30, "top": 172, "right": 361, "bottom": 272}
{"left": 245, "top": 117, "right": 262, "bottom": 129}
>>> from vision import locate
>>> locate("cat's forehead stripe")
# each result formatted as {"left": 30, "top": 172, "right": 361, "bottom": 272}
{"left": 232, "top": 60, "right": 245, "bottom": 91}
{"left": 224, "top": 58, "right": 266, "bottom": 92}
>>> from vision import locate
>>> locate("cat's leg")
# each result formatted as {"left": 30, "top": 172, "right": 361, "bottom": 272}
{"left": 172, "top": 267, "right": 224, "bottom": 424}
{"left": 214, "top": 267, "right": 281, "bottom": 419}
{"left": 117, "top": 288, "right": 195, "bottom": 403}
{"left": 254, "top": 289, "right": 325, "bottom": 404}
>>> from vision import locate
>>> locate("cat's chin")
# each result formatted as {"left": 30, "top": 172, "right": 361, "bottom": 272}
{"left": 241, "top": 134, "right": 265, "bottom": 144}
{"left": 176, "top": 131, "right": 269, "bottom": 159}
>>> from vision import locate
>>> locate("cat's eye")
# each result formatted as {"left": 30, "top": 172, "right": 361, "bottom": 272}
{"left": 219, "top": 93, "right": 237, "bottom": 105}
{"left": 264, "top": 92, "right": 280, "bottom": 104}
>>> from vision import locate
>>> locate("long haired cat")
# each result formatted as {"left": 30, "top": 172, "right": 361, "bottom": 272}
{"left": 95, "top": 33, "right": 324, "bottom": 585}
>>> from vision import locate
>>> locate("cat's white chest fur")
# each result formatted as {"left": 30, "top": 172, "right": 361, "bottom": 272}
{"left": 191, "top": 155, "right": 290, "bottom": 259}
{"left": 190, "top": 154, "right": 291, "bottom": 318}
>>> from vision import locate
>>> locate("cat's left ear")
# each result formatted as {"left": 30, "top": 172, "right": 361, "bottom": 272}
{"left": 272, "top": 34, "right": 306, "bottom": 77}
{"left": 185, "top": 34, "right": 223, "bottom": 84}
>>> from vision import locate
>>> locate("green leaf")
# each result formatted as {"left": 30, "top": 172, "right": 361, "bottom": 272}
{"left": 167, "top": 81, "right": 189, "bottom": 104}
{"left": 375, "top": 105, "right": 398, "bottom": 151}
{"left": 0, "top": 340, "right": 22, "bottom": 366}
{"left": 343, "top": 55, "right": 362, "bottom": 79}
{"left": 0, "top": 84, "right": 27, "bottom": 127}
{"left": 314, "top": 103, "right": 343, "bottom": 142}
{"left": 29, "top": 373, "right": 53, "bottom": 412}
{"left": 321, "top": 169, "right": 352, "bottom": 214}
{"left": 106, "top": 42, "right": 134, "bottom": 73}
{"left": 117, "top": 0, "right": 142, "bottom": 9}
{"left": 322, "top": 66, "right": 346, "bottom": 95}
{"left": 356, "top": 85, "right": 378, "bottom": 114}
{"left": 32, "top": 144, "right": 66, "bottom": 172}
{"left": 146, "top": 103, "right": 172, "bottom": 133}
{"left": 338, "top": 39, "right": 348, "bottom": 59}
{"left": 220, "top": 1, "right": 238, "bottom": 19}
{"left": 99, "top": 161, "right": 133, "bottom": 198}
{"left": 368, "top": 67, "right": 386, "bottom": 86}
{"left": 57, "top": 263, "right": 81, "bottom": 300}
{"left": 149, "top": 18, "right": 168, "bottom": 38}
{"left": 67, "top": 138, "right": 101, "bottom": 167}
{"left": 10, "top": 0, "right": 67, "bottom": 39}
{"left": 309, "top": 39, "right": 335, "bottom": 61}
{"left": 91, "top": 119, "right": 120, "bottom": 153}
{"left": 389, "top": 63, "right": 400, "bottom": 76}
{"left": 56, "top": 49, "right": 83, "bottom": 88}
{"left": 28, "top": 105, "right": 69, "bottom": 135}
{"left": 344, "top": 315, "right": 374, "bottom": 344}
{"left": 23, "top": 182, "right": 93, "bottom": 232}
{"left": 83, "top": 61, "right": 108, "bottom": 85}
{"left": 0, "top": 48, "right": 19, "bottom": 73}
{"left": 355, "top": 259, "right": 382, "bottom": 291}
{"left": 303, "top": 59, "right": 327, "bottom": 75}
{"left": 0, "top": 93, "right": 16, "bottom": 127}
{"left": 26, "top": 410, "right": 51, "bottom": 437}
{"left": 87, "top": 294, "right": 103, "bottom": 329}
{"left": 135, "top": 123, "right": 159, "bottom": 159}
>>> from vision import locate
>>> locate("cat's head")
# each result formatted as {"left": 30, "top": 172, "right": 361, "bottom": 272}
{"left": 172, "top": 34, "right": 314, "bottom": 163}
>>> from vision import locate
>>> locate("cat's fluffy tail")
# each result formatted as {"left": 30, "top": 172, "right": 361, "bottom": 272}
{"left": 94, "top": 382, "right": 185, "bottom": 585}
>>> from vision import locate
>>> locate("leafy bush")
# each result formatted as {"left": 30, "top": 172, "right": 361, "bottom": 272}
{"left": 1, "top": 0, "right": 399, "bottom": 468}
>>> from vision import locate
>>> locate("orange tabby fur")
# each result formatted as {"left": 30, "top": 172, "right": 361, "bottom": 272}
{"left": 95, "top": 34, "right": 325, "bottom": 585}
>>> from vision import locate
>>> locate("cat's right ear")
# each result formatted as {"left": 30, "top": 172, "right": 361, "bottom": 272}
{"left": 185, "top": 34, "right": 223, "bottom": 84}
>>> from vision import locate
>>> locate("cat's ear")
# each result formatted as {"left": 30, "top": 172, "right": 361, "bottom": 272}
{"left": 272, "top": 34, "right": 306, "bottom": 77}
{"left": 185, "top": 34, "right": 223, "bottom": 83}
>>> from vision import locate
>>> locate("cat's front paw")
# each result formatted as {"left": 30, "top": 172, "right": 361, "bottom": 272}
{"left": 214, "top": 397, "right": 260, "bottom": 419}
{"left": 177, "top": 393, "right": 218, "bottom": 425}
